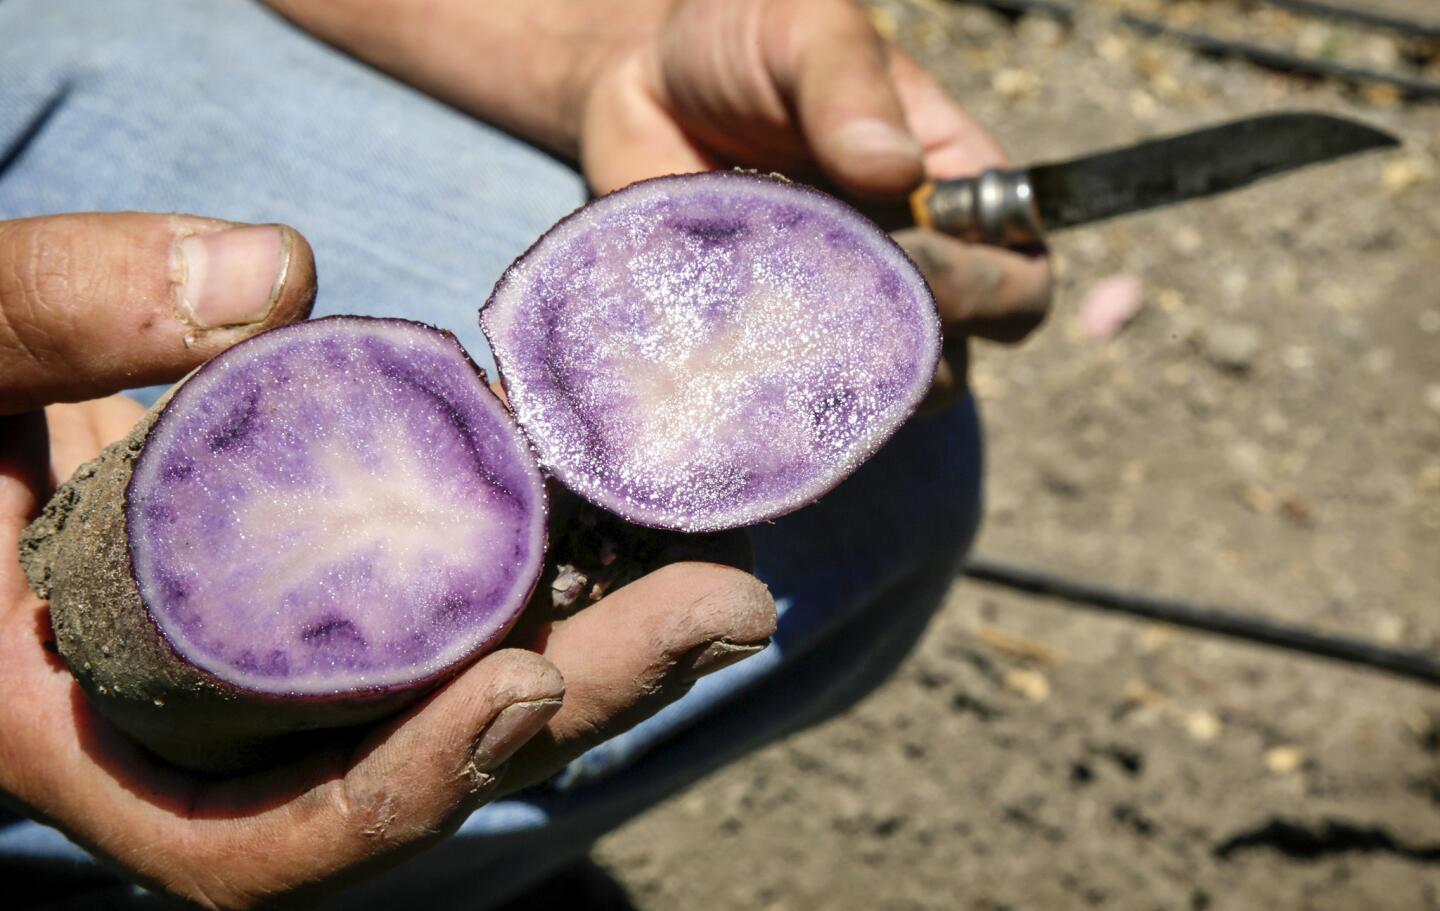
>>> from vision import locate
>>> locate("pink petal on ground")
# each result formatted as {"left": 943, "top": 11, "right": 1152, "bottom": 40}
{"left": 1079, "top": 274, "right": 1144, "bottom": 342}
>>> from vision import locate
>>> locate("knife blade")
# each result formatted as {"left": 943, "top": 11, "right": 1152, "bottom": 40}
{"left": 910, "top": 112, "right": 1399, "bottom": 247}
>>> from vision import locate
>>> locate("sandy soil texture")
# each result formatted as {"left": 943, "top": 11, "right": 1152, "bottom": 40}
{"left": 588, "top": 2, "right": 1440, "bottom": 908}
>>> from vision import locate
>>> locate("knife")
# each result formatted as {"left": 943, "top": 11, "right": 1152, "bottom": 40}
{"left": 909, "top": 112, "right": 1399, "bottom": 247}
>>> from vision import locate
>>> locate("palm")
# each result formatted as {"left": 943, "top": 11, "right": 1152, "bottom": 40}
{"left": 2, "top": 398, "right": 772, "bottom": 909}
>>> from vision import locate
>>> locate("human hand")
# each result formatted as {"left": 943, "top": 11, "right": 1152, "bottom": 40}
{"left": 0, "top": 212, "right": 775, "bottom": 908}
{"left": 577, "top": 0, "right": 1053, "bottom": 409}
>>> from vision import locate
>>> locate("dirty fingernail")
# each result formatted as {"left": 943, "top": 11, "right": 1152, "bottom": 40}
{"left": 472, "top": 698, "right": 563, "bottom": 770}
{"left": 833, "top": 119, "right": 922, "bottom": 167}
{"left": 174, "top": 224, "right": 292, "bottom": 329}
{"left": 676, "top": 639, "right": 769, "bottom": 684}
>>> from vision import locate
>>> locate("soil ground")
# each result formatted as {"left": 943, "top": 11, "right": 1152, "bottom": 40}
{"left": 590, "top": 2, "right": 1440, "bottom": 908}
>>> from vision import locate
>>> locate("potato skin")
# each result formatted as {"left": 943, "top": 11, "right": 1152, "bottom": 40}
{"left": 19, "top": 406, "right": 420, "bottom": 775}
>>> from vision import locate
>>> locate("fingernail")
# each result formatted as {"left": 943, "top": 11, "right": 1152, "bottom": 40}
{"left": 676, "top": 639, "right": 769, "bottom": 684}
{"left": 174, "top": 224, "right": 292, "bottom": 329}
{"left": 833, "top": 119, "right": 922, "bottom": 166}
{"left": 471, "top": 698, "right": 563, "bottom": 770}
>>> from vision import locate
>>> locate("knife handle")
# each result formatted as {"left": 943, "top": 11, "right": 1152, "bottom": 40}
{"left": 910, "top": 169, "right": 1044, "bottom": 248}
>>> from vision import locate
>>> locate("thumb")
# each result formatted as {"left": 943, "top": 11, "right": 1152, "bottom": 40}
{"left": 0, "top": 212, "right": 316, "bottom": 415}
{"left": 766, "top": 2, "right": 923, "bottom": 199}
{"left": 582, "top": 54, "right": 719, "bottom": 195}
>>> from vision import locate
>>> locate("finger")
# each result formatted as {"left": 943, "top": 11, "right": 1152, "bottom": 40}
{"left": 503, "top": 562, "right": 776, "bottom": 789}
{"left": 288, "top": 650, "right": 562, "bottom": 856}
{"left": 583, "top": 54, "right": 721, "bottom": 195}
{"left": 0, "top": 212, "right": 317, "bottom": 415}
{"left": 227, "top": 650, "right": 562, "bottom": 904}
{"left": 888, "top": 51, "right": 1008, "bottom": 177}
{"left": 895, "top": 228, "right": 1052, "bottom": 344}
{"left": 44, "top": 395, "right": 146, "bottom": 484}
{"left": 769, "top": 0, "right": 923, "bottom": 199}
{"left": 62, "top": 650, "right": 566, "bottom": 909}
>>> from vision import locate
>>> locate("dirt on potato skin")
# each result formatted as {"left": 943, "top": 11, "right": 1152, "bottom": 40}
{"left": 20, "top": 409, "right": 423, "bottom": 775}
{"left": 22, "top": 406, "right": 752, "bottom": 778}
{"left": 523, "top": 486, "right": 754, "bottom": 622}
{"left": 588, "top": 3, "right": 1440, "bottom": 909}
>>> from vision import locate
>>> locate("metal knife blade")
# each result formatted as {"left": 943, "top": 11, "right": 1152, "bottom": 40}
{"left": 911, "top": 112, "right": 1399, "bottom": 246}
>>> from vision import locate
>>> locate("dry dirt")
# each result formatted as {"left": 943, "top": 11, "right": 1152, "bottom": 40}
{"left": 589, "top": 2, "right": 1440, "bottom": 909}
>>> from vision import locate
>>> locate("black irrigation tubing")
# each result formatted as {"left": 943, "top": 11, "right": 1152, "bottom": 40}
{"left": 947, "top": 0, "right": 1440, "bottom": 99}
{"left": 1259, "top": 0, "right": 1440, "bottom": 40}
{"left": 955, "top": 0, "right": 1076, "bottom": 23}
{"left": 1118, "top": 13, "right": 1440, "bottom": 100}
{"left": 960, "top": 555, "right": 1440, "bottom": 687}
{"left": 953, "top": 0, "right": 1440, "bottom": 41}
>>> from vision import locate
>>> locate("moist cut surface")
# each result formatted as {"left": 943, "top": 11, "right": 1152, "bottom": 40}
{"left": 483, "top": 172, "right": 940, "bottom": 532}
{"left": 126, "top": 318, "right": 546, "bottom": 696}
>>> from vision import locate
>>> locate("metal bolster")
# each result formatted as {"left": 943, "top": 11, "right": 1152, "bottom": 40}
{"left": 977, "top": 169, "right": 1043, "bottom": 247}
{"left": 922, "top": 170, "right": 1044, "bottom": 247}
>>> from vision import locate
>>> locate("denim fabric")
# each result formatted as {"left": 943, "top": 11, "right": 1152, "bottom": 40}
{"left": 0, "top": 2, "right": 984, "bottom": 907}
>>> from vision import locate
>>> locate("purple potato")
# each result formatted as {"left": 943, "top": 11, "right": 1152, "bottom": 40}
{"left": 19, "top": 317, "right": 546, "bottom": 772}
{"left": 482, "top": 172, "right": 940, "bottom": 533}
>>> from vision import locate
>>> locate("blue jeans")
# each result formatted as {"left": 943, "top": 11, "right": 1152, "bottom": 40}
{"left": 0, "top": 2, "right": 984, "bottom": 907}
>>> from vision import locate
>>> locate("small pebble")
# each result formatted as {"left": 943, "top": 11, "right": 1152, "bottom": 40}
{"left": 1004, "top": 669, "right": 1051, "bottom": 703}
{"left": 1186, "top": 711, "right": 1222, "bottom": 741}
{"left": 1202, "top": 323, "right": 1262, "bottom": 373}
{"left": 992, "top": 67, "right": 1041, "bottom": 100}
{"left": 1264, "top": 746, "right": 1306, "bottom": 774}
{"left": 1374, "top": 614, "right": 1406, "bottom": 644}
{"left": 1382, "top": 158, "right": 1429, "bottom": 194}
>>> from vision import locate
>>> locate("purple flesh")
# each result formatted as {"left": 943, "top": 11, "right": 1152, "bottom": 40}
{"left": 482, "top": 172, "right": 940, "bottom": 532}
{"left": 126, "top": 318, "right": 546, "bottom": 697}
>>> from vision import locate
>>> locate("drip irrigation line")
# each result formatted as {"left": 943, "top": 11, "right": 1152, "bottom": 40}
{"left": 1259, "top": 0, "right": 1440, "bottom": 40}
{"left": 951, "top": 0, "right": 1440, "bottom": 41}
{"left": 1118, "top": 13, "right": 1440, "bottom": 100}
{"left": 960, "top": 555, "right": 1440, "bottom": 687}
{"left": 956, "top": 0, "right": 1075, "bottom": 22}
{"left": 946, "top": 0, "right": 1440, "bottom": 99}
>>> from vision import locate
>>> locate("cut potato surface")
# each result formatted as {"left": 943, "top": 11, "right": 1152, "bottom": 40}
{"left": 127, "top": 317, "right": 546, "bottom": 696}
{"left": 483, "top": 172, "right": 940, "bottom": 532}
